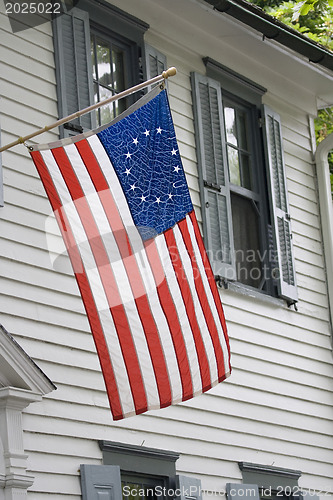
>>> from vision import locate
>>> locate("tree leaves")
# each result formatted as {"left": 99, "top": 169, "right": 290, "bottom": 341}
{"left": 249, "top": 0, "right": 333, "bottom": 196}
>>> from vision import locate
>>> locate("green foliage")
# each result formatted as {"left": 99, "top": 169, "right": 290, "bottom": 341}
{"left": 315, "top": 109, "right": 333, "bottom": 194}
{"left": 249, "top": 0, "right": 333, "bottom": 195}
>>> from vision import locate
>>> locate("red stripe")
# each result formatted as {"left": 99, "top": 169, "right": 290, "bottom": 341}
{"left": 51, "top": 147, "right": 148, "bottom": 414}
{"left": 178, "top": 216, "right": 226, "bottom": 380}
{"left": 30, "top": 150, "right": 124, "bottom": 419}
{"left": 189, "top": 211, "right": 231, "bottom": 376}
{"left": 144, "top": 238, "right": 194, "bottom": 401}
{"left": 164, "top": 227, "right": 212, "bottom": 391}
{"left": 75, "top": 140, "right": 172, "bottom": 408}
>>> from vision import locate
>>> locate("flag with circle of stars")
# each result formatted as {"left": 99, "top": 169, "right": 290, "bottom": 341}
{"left": 30, "top": 86, "right": 231, "bottom": 421}
{"left": 98, "top": 89, "right": 193, "bottom": 240}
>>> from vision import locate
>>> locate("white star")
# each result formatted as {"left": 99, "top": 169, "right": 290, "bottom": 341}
{"left": 140, "top": 195, "right": 147, "bottom": 202}
{"left": 126, "top": 152, "right": 132, "bottom": 159}
{"left": 155, "top": 197, "right": 161, "bottom": 204}
{"left": 133, "top": 138, "right": 138, "bottom": 145}
{"left": 125, "top": 168, "right": 131, "bottom": 176}
{"left": 144, "top": 129, "right": 150, "bottom": 137}
{"left": 168, "top": 193, "right": 173, "bottom": 199}
{"left": 130, "top": 183, "right": 137, "bottom": 191}
{"left": 173, "top": 165, "right": 180, "bottom": 173}
{"left": 156, "top": 127, "right": 162, "bottom": 134}
{"left": 171, "top": 148, "right": 177, "bottom": 155}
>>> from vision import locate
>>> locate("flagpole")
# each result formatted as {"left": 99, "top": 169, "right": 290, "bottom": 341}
{"left": 0, "top": 67, "right": 177, "bottom": 153}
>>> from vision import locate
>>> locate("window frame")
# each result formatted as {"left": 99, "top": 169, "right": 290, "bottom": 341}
{"left": 222, "top": 90, "right": 272, "bottom": 292}
{"left": 226, "top": 463, "right": 320, "bottom": 500}
{"left": 80, "top": 441, "right": 203, "bottom": 500}
{"left": 90, "top": 26, "right": 133, "bottom": 126}
{"left": 191, "top": 57, "right": 298, "bottom": 304}
{"left": 52, "top": 0, "right": 149, "bottom": 137}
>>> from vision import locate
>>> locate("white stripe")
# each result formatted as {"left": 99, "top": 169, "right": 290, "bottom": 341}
{"left": 40, "top": 149, "right": 135, "bottom": 417}
{"left": 173, "top": 224, "right": 218, "bottom": 384}
{"left": 155, "top": 233, "right": 203, "bottom": 396}
{"left": 186, "top": 215, "right": 230, "bottom": 376}
{"left": 87, "top": 135, "right": 183, "bottom": 403}
{"left": 64, "top": 143, "right": 161, "bottom": 409}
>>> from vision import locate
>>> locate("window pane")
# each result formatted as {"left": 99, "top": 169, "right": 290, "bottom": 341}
{"left": 227, "top": 146, "right": 241, "bottom": 186}
{"left": 112, "top": 47, "right": 125, "bottom": 92}
{"left": 91, "top": 39, "right": 96, "bottom": 80}
{"left": 122, "top": 476, "right": 165, "bottom": 500}
{"left": 237, "top": 109, "right": 249, "bottom": 150}
{"left": 224, "top": 107, "right": 237, "bottom": 146}
{"left": 98, "top": 85, "right": 114, "bottom": 124}
{"left": 240, "top": 153, "right": 252, "bottom": 190}
{"left": 231, "top": 193, "right": 262, "bottom": 288}
{"left": 96, "top": 39, "right": 112, "bottom": 87}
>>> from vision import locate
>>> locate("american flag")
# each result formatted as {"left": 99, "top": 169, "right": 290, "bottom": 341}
{"left": 30, "top": 88, "right": 231, "bottom": 420}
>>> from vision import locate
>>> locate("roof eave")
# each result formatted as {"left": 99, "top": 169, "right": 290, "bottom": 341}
{"left": 204, "top": 0, "right": 333, "bottom": 72}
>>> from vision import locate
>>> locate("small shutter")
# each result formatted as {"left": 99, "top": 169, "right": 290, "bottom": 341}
{"left": 145, "top": 44, "right": 167, "bottom": 92}
{"left": 176, "top": 475, "right": 203, "bottom": 500}
{"left": 80, "top": 464, "right": 122, "bottom": 500}
{"left": 191, "top": 72, "right": 236, "bottom": 280}
{"left": 226, "top": 483, "right": 260, "bottom": 500}
{"left": 53, "top": 7, "right": 95, "bottom": 137}
{"left": 262, "top": 105, "right": 298, "bottom": 303}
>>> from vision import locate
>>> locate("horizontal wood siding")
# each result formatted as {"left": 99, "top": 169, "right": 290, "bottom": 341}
{"left": 0, "top": 2, "right": 332, "bottom": 499}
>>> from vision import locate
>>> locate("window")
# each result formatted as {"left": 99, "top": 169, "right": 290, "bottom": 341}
{"left": 225, "top": 462, "right": 320, "bottom": 500}
{"left": 192, "top": 58, "right": 297, "bottom": 304}
{"left": 80, "top": 441, "right": 203, "bottom": 500}
{"left": 52, "top": 0, "right": 166, "bottom": 137}
{"left": 90, "top": 30, "right": 128, "bottom": 126}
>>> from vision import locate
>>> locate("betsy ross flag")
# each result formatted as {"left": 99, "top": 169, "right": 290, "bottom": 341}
{"left": 30, "top": 87, "right": 231, "bottom": 420}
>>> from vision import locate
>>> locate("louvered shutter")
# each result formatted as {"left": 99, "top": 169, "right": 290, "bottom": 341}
{"left": 262, "top": 105, "right": 298, "bottom": 303}
{"left": 80, "top": 464, "right": 122, "bottom": 500}
{"left": 192, "top": 72, "right": 236, "bottom": 280}
{"left": 53, "top": 7, "right": 95, "bottom": 137}
{"left": 145, "top": 43, "right": 167, "bottom": 93}
{"left": 226, "top": 484, "right": 260, "bottom": 500}
{"left": 176, "top": 475, "right": 203, "bottom": 500}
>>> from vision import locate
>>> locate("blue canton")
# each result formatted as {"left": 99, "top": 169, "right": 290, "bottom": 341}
{"left": 97, "top": 90, "right": 193, "bottom": 240}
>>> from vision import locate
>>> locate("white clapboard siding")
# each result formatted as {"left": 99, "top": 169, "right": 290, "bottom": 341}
{"left": 1, "top": 2, "right": 333, "bottom": 499}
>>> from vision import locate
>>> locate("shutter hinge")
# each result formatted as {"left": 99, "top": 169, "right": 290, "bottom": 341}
{"left": 64, "top": 122, "right": 84, "bottom": 133}
{"left": 215, "top": 275, "right": 229, "bottom": 289}
{"left": 258, "top": 117, "right": 263, "bottom": 128}
{"left": 204, "top": 180, "right": 221, "bottom": 192}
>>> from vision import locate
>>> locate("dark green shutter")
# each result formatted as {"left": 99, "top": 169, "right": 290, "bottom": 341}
{"left": 192, "top": 72, "right": 236, "bottom": 280}
{"left": 226, "top": 484, "right": 260, "bottom": 500}
{"left": 262, "top": 105, "right": 298, "bottom": 303}
{"left": 53, "top": 7, "right": 95, "bottom": 136}
{"left": 176, "top": 475, "right": 203, "bottom": 500}
{"left": 145, "top": 44, "right": 167, "bottom": 79}
{"left": 80, "top": 464, "right": 122, "bottom": 500}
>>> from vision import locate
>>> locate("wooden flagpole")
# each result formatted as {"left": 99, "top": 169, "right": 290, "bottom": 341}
{"left": 0, "top": 67, "right": 177, "bottom": 153}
